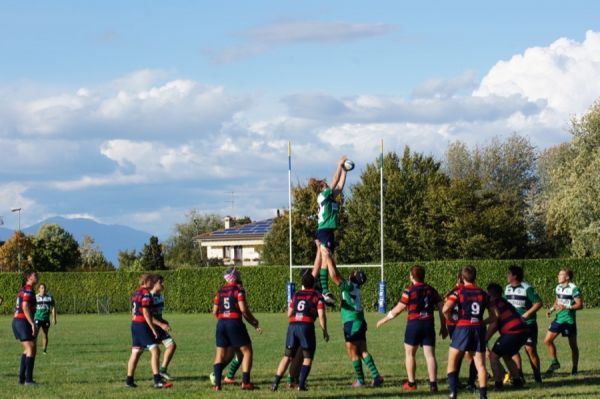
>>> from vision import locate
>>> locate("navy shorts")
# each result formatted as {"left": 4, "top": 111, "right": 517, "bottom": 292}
{"left": 491, "top": 332, "right": 529, "bottom": 357}
{"left": 450, "top": 326, "right": 486, "bottom": 353}
{"left": 316, "top": 229, "right": 335, "bottom": 254}
{"left": 12, "top": 318, "right": 35, "bottom": 342}
{"left": 155, "top": 326, "right": 172, "bottom": 343}
{"left": 405, "top": 319, "right": 436, "bottom": 347}
{"left": 216, "top": 319, "right": 251, "bottom": 348}
{"left": 131, "top": 322, "right": 158, "bottom": 349}
{"left": 525, "top": 323, "right": 538, "bottom": 346}
{"left": 549, "top": 321, "right": 577, "bottom": 337}
{"left": 344, "top": 320, "right": 367, "bottom": 342}
{"left": 35, "top": 319, "right": 51, "bottom": 330}
{"left": 447, "top": 325, "right": 456, "bottom": 339}
{"left": 285, "top": 323, "right": 316, "bottom": 358}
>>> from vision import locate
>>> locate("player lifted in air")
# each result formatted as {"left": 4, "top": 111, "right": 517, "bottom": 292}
{"left": 35, "top": 282, "right": 57, "bottom": 355}
{"left": 544, "top": 267, "right": 583, "bottom": 377}
{"left": 486, "top": 283, "right": 529, "bottom": 390}
{"left": 212, "top": 268, "right": 261, "bottom": 391}
{"left": 377, "top": 265, "right": 447, "bottom": 392}
{"left": 12, "top": 269, "right": 39, "bottom": 385}
{"left": 327, "top": 266, "right": 384, "bottom": 388}
{"left": 125, "top": 273, "right": 169, "bottom": 389}
{"left": 150, "top": 275, "right": 177, "bottom": 381}
{"left": 443, "top": 265, "right": 494, "bottom": 399}
{"left": 504, "top": 265, "right": 543, "bottom": 383}
{"left": 271, "top": 271, "right": 329, "bottom": 391}
{"left": 309, "top": 155, "right": 350, "bottom": 305}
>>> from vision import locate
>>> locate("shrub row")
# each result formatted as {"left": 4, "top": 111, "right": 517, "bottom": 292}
{"left": 0, "top": 258, "right": 598, "bottom": 315}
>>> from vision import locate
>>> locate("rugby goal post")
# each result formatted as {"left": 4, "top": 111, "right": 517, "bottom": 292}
{"left": 287, "top": 140, "right": 387, "bottom": 313}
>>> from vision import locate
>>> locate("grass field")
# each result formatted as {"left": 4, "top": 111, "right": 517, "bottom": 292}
{"left": 1, "top": 311, "right": 599, "bottom": 398}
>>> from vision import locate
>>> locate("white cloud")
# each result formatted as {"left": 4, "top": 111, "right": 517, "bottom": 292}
{"left": 412, "top": 70, "right": 478, "bottom": 99}
{"left": 0, "top": 183, "right": 36, "bottom": 221}
{"left": 210, "top": 20, "right": 397, "bottom": 64}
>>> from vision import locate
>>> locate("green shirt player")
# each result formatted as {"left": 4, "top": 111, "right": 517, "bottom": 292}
{"left": 328, "top": 266, "right": 383, "bottom": 388}
{"left": 544, "top": 267, "right": 583, "bottom": 377}
{"left": 34, "top": 283, "right": 57, "bottom": 354}
{"left": 309, "top": 156, "right": 349, "bottom": 306}
{"left": 504, "top": 265, "right": 543, "bottom": 383}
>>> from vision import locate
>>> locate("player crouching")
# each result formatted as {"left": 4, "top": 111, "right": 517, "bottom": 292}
{"left": 271, "top": 272, "right": 329, "bottom": 391}
{"left": 485, "top": 283, "right": 528, "bottom": 390}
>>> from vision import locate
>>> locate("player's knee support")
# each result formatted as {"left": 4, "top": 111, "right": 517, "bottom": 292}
{"left": 285, "top": 347, "right": 298, "bottom": 358}
{"left": 302, "top": 349, "right": 314, "bottom": 359}
{"left": 162, "top": 338, "right": 175, "bottom": 348}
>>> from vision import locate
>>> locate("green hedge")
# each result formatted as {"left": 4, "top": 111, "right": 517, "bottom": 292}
{"left": 0, "top": 259, "right": 598, "bottom": 315}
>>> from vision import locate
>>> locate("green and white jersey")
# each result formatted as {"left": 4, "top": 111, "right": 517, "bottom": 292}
{"left": 317, "top": 187, "right": 338, "bottom": 230}
{"left": 340, "top": 280, "right": 365, "bottom": 324}
{"left": 504, "top": 282, "right": 541, "bottom": 325}
{"left": 554, "top": 283, "right": 581, "bottom": 324}
{"left": 34, "top": 294, "right": 55, "bottom": 322}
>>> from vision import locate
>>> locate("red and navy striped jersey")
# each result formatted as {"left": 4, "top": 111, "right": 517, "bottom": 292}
{"left": 214, "top": 283, "right": 245, "bottom": 319}
{"left": 400, "top": 282, "right": 442, "bottom": 321}
{"left": 492, "top": 297, "right": 529, "bottom": 335}
{"left": 131, "top": 286, "right": 152, "bottom": 323}
{"left": 289, "top": 289, "right": 324, "bottom": 324}
{"left": 14, "top": 284, "right": 35, "bottom": 320}
{"left": 445, "top": 284, "right": 463, "bottom": 326}
{"left": 447, "top": 283, "right": 488, "bottom": 327}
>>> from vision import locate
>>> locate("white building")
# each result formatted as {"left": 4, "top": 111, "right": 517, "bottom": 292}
{"left": 196, "top": 217, "right": 273, "bottom": 266}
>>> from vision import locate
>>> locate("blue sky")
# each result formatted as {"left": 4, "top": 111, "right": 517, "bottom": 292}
{"left": 1, "top": 1, "right": 600, "bottom": 237}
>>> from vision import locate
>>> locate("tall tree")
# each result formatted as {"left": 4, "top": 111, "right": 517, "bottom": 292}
{"left": 78, "top": 235, "right": 114, "bottom": 271}
{"left": 0, "top": 231, "right": 35, "bottom": 271}
{"left": 118, "top": 249, "right": 142, "bottom": 271}
{"left": 164, "top": 211, "right": 223, "bottom": 267}
{"left": 30, "top": 224, "right": 81, "bottom": 271}
{"left": 139, "top": 236, "right": 166, "bottom": 270}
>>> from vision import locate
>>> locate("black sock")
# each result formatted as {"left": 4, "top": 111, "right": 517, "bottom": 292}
{"left": 533, "top": 368, "right": 542, "bottom": 382}
{"left": 126, "top": 375, "right": 134, "bottom": 385}
{"left": 468, "top": 361, "right": 477, "bottom": 385}
{"left": 494, "top": 380, "right": 503, "bottom": 389}
{"left": 299, "top": 365, "right": 312, "bottom": 389}
{"left": 448, "top": 371, "right": 458, "bottom": 396}
{"left": 25, "top": 357, "right": 35, "bottom": 383}
{"left": 153, "top": 374, "right": 161, "bottom": 384}
{"left": 19, "top": 354, "right": 26, "bottom": 383}
{"left": 430, "top": 380, "right": 438, "bottom": 390}
{"left": 213, "top": 363, "right": 223, "bottom": 388}
{"left": 242, "top": 371, "right": 250, "bottom": 385}
{"left": 479, "top": 386, "right": 488, "bottom": 399}
{"left": 273, "top": 374, "right": 282, "bottom": 387}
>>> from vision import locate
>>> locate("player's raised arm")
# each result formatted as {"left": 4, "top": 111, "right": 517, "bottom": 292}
{"left": 330, "top": 156, "right": 347, "bottom": 195}
{"left": 327, "top": 261, "right": 343, "bottom": 286}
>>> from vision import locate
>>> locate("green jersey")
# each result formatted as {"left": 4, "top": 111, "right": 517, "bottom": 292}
{"left": 34, "top": 294, "right": 55, "bottom": 322}
{"left": 317, "top": 187, "right": 338, "bottom": 230}
{"left": 340, "top": 280, "right": 365, "bottom": 324}
{"left": 504, "top": 282, "right": 541, "bottom": 325}
{"left": 554, "top": 283, "right": 581, "bottom": 324}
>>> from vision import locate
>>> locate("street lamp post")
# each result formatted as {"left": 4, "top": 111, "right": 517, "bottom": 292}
{"left": 11, "top": 208, "right": 22, "bottom": 271}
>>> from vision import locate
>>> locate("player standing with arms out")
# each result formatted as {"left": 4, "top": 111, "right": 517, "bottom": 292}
{"left": 504, "top": 265, "right": 543, "bottom": 383}
{"left": 327, "top": 267, "right": 384, "bottom": 388}
{"left": 271, "top": 272, "right": 329, "bottom": 391}
{"left": 309, "top": 155, "right": 349, "bottom": 305}
{"left": 486, "top": 283, "right": 529, "bottom": 390}
{"left": 34, "top": 283, "right": 56, "bottom": 355}
{"left": 150, "top": 275, "right": 177, "bottom": 381}
{"left": 12, "top": 269, "right": 39, "bottom": 385}
{"left": 377, "top": 265, "right": 447, "bottom": 392}
{"left": 126, "top": 273, "right": 167, "bottom": 389}
{"left": 212, "top": 268, "right": 261, "bottom": 391}
{"left": 544, "top": 267, "right": 583, "bottom": 377}
{"left": 443, "top": 266, "right": 494, "bottom": 399}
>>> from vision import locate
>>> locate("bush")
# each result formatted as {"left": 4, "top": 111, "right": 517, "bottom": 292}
{"left": 0, "top": 258, "right": 598, "bottom": 315}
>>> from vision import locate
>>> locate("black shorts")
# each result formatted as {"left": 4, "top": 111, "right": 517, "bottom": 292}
{"left": 405, "top": 319, "right": 436, "bottom": 347}
{"left": 216, "top": 319, "right": 251, "bottom": 348}
{"left": 344, "top": 320, "right": 367, "bottom": 342}
{"left": 491, "top": 332, "right": 529, "bottom": 357}
{"left": 155, "top": 326, "right": 173, "bottom": 343}
{"left": 525, "top": 322, "right": 538, "bottom": 346}
{"left": 450, "top": 326, "right": 486, "bottom": 353}
{"left": 35, "top": 319, "right": 50, "bottom": 330}
{"left": 131, "top": 322, "right": 159, "bottom": 349}
{"left": 549, "top": 321, "right": 577, "bottom": 337}
{"left": 285, "top": 323, "right": 316, "bottom": 358}
{"left": 13, "top": 318, "right": 35, "bottom": 342}
{"left": 316, "top": 229, "right": 335, "bottom": 254}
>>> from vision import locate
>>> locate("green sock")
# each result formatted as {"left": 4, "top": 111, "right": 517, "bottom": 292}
{"left": 159, "top": 366, "right": 167, "bottom": 373}
{"left": 226, "top": 357, "right": 241, "bottom": 379}
{"left": 319, "top": 268, "right": 330, "bottom": 295}
{"left": 362, "top": 354, "right": 381, "bottom": 379}
{"left": 352, "top": 359, "right": 365, "bottom": 384}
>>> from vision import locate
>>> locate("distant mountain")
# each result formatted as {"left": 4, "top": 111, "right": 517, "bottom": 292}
{"left": 0, "top": 216, "right": 152, "bottom": 266}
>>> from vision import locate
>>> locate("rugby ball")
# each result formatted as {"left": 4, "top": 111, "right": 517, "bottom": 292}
{"left": 343, "top": 159, "right": 355, "bottom": 171}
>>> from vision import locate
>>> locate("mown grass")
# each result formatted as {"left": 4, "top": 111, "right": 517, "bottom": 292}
{"left": 1, "top": 311, "right": 599, "bottom": 398}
